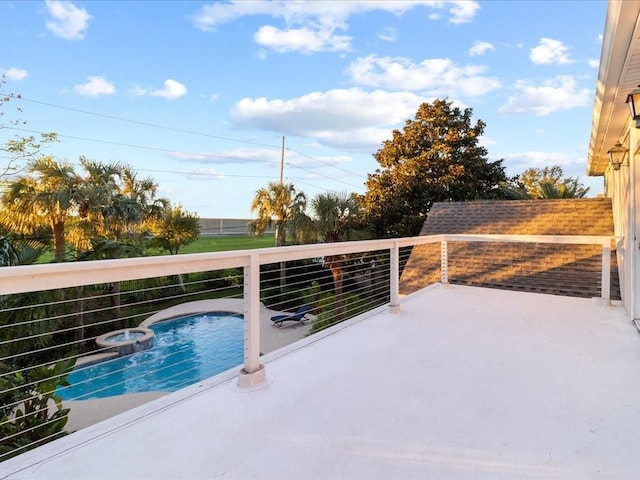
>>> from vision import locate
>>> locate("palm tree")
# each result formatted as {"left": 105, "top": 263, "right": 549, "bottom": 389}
{"left": 292, "top": 192, "right": 367, "bottom": 320}
{"left": 250, "top": 182, "right": 306, "bottom": 247}
{"left": 303, "top": 192, "right": 364, "bottom": 243}
{"left": 70, "top": 160, "right": 168, "bottom": 248}
{"left": 77, "top": 162, "right": 167, "bottom": 324}
{"left": 0, "top": 157, "right": 79, "bottom": 262}
{"left": 119, "top": 166, "right": 169, "bottom": 239}
{"left": 69, "top": 158, "right": 123, "bottom": 253}
{"left": 538, "top": 180, "right": 590, "bottom": 199}
{"left": 0, "top": 235, "right": 47, "bottom": 267}
{"left": 0, "top": 235, "right": 20, "bottom": 267}
{"left": 504, "top": 166, "right": 590, "bottom": 200}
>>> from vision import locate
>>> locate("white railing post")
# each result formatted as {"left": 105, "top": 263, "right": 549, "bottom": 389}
{"left": 601, "top": 239, "right": 611, "bottom": 303}
{"left": 238, "top": 253, "right": 266, "bottom": 388}
{"left": 389, "top": 241, "right": 400, "bottom": 312}
{"left": 441, "top": 240, "right": 449, "bottom": 285}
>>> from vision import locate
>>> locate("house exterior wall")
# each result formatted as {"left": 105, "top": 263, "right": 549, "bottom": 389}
{"left": 587, "top": 1, "right": 640, "bottom": 321}
{"left": 600, "top": 106, "right": 640, "bottom": 320}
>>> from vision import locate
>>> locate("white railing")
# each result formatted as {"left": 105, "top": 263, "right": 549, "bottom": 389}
{"left": 421, "top": 234, "right": 616, "bottom": 301}
{"left": 0, "top": 233, "right": 617, "bottom": 460}
{"left": 0, "top": 233, "right": 617, "bottom": 380}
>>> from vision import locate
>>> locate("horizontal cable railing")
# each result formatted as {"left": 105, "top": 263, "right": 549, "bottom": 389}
{"left": 0, "top": 234, "right": 616, "bottom": 461}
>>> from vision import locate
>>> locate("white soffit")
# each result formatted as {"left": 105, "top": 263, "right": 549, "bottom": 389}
{"left": 588, "top": 1, "right": 640, "bottom": 176}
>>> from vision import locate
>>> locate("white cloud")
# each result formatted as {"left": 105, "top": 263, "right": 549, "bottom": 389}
{"left": 378, "top": 27, "right": 397, "bottom": 42}
{"left": 447, "top": 1, "right": 480, "bottom": 24}
{"left": 176, "top": 167, "right": 225, "bottom": 181}
{"left": 230, "top": 88, "right": 430, "bottom": 150}
{"left": 1, "top": 67, "right": 28, "bottom": 81}
{"left": 505, "top": 151, "right": 582, "bottom": 168}
{"left": 150, "top": 79, "right": 187, "bottom": 100}
{"left": 172, "top": 147, "right": 352, "bottom": 169}
{"left": 183, "top": 168, "right": 225, "bottom": 181}
{"left": 347, "top": 54, "right": 501, "bottom": 97}
{"left": 530, "top": 38, "right": 573, "bottom": 65}
{"left": 45, "top": 0, "right": 91, "bottom": 40}
{"left": 73, "top": 76, "right": 116, "bottom": 96}
{"left": 170, "top": 148, "right": 278, "bottom": 165}
{"left": 498, "top": 75, "right": 590, "bottom": 116}
{"left": 478, "top": 136, "right": 498, "bottom": 147}
{"left": 192, "top": 1, "right": 479, "bottom": 30}
{"left": 254, "top": 25, "right": 351, "bottom": 54}
{"left": 191, "top": 1, "right": 479, "bottom": 53}
{"left": 469, "top": 41, "right": 495, "bottom": 57}
{"left": 588, "top": 58, "right": 599, "bottom": 68}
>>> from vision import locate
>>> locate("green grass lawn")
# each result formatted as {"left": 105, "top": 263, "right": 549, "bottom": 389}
{"left": 37, "top": 234, "right": 276, "bottom": 263}
{"left": 160, "top": 235, "right": 276, "bottom": 255}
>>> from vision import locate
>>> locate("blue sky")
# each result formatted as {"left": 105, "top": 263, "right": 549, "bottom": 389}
{"left": 0, "top": 0, "right": 607, "bottom": 219}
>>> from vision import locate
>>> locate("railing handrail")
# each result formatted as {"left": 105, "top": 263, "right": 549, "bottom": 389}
{"left": 395, "top": 233, "right": 618, "bottom": 247}
{"left": 0, "top": 231, "right": 621, "bottom": 446}
{"left": 0, "top": 234, "right": 619, "bottom": 295}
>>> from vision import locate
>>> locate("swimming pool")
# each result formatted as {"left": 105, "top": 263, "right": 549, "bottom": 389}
{"left": 59, "top": 312, "right": 244, "bottom": 400}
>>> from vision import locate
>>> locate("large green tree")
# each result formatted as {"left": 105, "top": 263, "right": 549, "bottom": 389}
{"left": 250, "top": 182, "right": 306, "bottom": 246}
{"left": 361, "top": 99, "right": 508, "bottom": 238}
{"left": 148, "top": 204, "right": 200, "bottom": 293}
{"left": 149, "top": 204, "right": 200, "bottom": 255}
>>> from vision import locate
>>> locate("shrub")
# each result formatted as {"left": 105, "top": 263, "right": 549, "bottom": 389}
{"left": 0, "top": 357, "right": 76, "bottom": 461}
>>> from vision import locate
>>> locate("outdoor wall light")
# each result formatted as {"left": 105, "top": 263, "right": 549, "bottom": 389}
{"left": 607, "top": 142, "right": 628, "bottom": 170}
{"left": 626, "top": 85, "right": 640, "bottom": 128}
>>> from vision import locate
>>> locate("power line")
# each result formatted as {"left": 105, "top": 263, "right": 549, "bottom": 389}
{"left": 285, "top": 162, "right": 364, "bottom": 190}
{"left": 287, "top": 147, "right": 366, "bottom": 178}
{"left": 1, "top": 94, "right": 281, "bottom": 150}
{"left": 3, "top": 93, "right": 370, "bottom": 182}
{"left": 114, "top": 167, "right": 273, "bottom": 181}
{"left": 3, "top": 126, "right": 365, "bottom": 190}
{"left": 4, "top": 126, "right": 277, "bottom": 164}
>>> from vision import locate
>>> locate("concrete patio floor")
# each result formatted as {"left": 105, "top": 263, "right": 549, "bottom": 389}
{"left": 3, "top": 284, "right": 640, "bottom": 479}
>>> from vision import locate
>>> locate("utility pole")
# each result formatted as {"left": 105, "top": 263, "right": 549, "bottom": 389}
{"left": 279, "top": 136, "right": 285, "bottom": 184}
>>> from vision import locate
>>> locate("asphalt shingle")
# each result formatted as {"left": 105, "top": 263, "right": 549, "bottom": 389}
{"left": 400, "top": 199, "right": 621, "bottom": 299}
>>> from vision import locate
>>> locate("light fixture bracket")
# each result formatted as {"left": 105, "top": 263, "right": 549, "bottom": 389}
{"left": 607, "top": 142, "right": 628, "bottom": 171}
{"left": 626, "top": 85, "right": 640, "bottom": 126}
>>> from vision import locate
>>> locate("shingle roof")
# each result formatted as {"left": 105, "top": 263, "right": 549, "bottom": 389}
{"left": 400, "top": 199, "right": 621, "bottom": 299}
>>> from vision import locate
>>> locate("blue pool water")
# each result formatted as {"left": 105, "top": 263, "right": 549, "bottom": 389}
{"left": 59, "top": 312, "right": 244, "bottom": 400}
